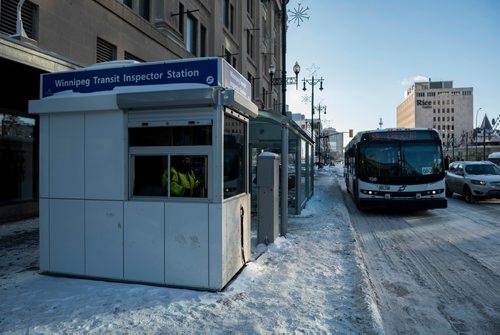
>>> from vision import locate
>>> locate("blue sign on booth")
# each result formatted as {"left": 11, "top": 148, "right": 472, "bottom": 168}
{"left": 41, "top": 58, "right": 251, "bottom": 100}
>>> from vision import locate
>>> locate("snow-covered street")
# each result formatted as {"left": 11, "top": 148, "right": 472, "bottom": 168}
{"left": 0, "top": 166, "right": 379, "bottom": 334}
{"left": 345, "top": 185, "right": 500, "bottom": 334}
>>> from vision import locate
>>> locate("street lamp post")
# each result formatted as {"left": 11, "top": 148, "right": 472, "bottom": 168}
{"left": 302, "top": 76, "right": 324, "bottom": 194}
{"left": 315, "top": 103, "right": 327, "bottom": 166}
{"left": 268, "top": 0, "right": 301, "bottom": 236}
{"left": 475, "top": 107, "right": 482, "bottom": 160}
{"left": 269, "top": 62, "right": 300, "bottom": 236}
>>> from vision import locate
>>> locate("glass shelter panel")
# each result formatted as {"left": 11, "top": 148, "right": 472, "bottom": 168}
{"left": 224, "top": 113, "right": 247, "bottom": 199}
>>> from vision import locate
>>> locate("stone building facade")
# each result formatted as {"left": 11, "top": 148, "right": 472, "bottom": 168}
{"left": 397, "top": 80, "right": 473, "bottom": 152}
{"left": 0, "top": 0, "right": 286, "bottom": 222}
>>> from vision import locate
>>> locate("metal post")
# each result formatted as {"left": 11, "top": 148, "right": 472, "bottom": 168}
{"left": 311, "top": 76, "right": 315, "bottom": 188}
{"left": 280, "top": 0, "right": 288, "bottom": 236}
{"left": 465, "top": 132, "right": 468, "bottom": 160}
{"left": 483, "top": 126, "right": 486, "bottom": 160}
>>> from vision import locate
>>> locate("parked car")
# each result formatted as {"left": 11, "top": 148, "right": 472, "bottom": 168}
{"left": 445, "top": 161, "right": 500, "bottom": 203}
{"left": 488, "top": 152, "right": 500, "bottom": 166}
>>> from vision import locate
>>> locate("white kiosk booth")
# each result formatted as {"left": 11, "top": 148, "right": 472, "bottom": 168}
{"left": 29, "top": 58, "right": 258, "bottom": 291}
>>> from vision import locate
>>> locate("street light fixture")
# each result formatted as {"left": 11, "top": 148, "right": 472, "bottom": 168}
{"left": 302, "top": 76, "right": 324, "bottom": 194}
{"left": 269, "top": 61, "right": 301, "bottom": 91}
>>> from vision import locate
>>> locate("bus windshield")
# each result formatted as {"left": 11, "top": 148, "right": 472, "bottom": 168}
{"left": 359, "top": 141, "right": 444, "bottom": 184}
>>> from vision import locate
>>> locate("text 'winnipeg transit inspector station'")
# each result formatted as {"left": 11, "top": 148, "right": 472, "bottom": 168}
{"left": 54, "top": 69, "right": 200, "bottom": 89}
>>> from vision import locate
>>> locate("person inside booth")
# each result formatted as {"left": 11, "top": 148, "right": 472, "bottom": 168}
{"left": 162, "top": 156, "right": 204, "bottom": 197}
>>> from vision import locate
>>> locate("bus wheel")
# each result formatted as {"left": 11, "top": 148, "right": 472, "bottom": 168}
{"left": 464, "top": 186, "right": 475, "bottom": 204}
{"left": 445, "top": 183, "right": 453, "bottom": 198}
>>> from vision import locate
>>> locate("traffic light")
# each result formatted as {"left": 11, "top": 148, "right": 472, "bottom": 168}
{"left": 349, "top": 129, "right": 353, "bottom": 137}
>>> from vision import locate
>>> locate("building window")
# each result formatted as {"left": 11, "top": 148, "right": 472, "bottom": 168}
{"left": 96, "top": 37, "right": 117, "bottom": 62}
{"left": 223, "top": 0, "right": 229, "bottom": 29}
{"left": 247, "top": 0, "right": 254, "bottom": 18}
{"left": 186, "top": 14, "right": 198, "bottom": 54}
{"left": 224, "top": 49, "right": 232, "bottom": 63}
{"left": 230, "top": 3, "right": 235, "bottom": 34}
{"left": 433, "top": 109, "right": 436, "bottom": 114}
{"left": 0, "top": 0, "right": 38, "bottom": 39}
{"left": 223, "top": 0, "right": 235, "bottom": 34}
{"left": 247, "top": 30, "right": 254, "bottom": 59}
{"left": 0, "top": 113, "right": 36, "bottom": 202}
{"left": 451, "top": 108, "right": 454, "bottom": 113}
{"left": 120, "top": 0, "right": 132, "bottom": 7}
{"left": 138, "top": 0, "right": 150, "bottom": 20}
{"left": 433, "top": 117, "right": 436, "bottom": 122}
{"left": 200, "top": 25, "right": 207, "bottom": 57}
{"left": 178, "top": 2, "right": 185, "bottom": 34}
{"left": 124, "top": 51, "right": 144, "bottom": 62}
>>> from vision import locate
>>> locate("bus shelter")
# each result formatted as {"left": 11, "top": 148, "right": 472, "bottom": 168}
{"left": 29, "top": 58, "right": 257, "bottom": 291}
{"left": 249, "top": 110, "right": 313, "bottom": 214}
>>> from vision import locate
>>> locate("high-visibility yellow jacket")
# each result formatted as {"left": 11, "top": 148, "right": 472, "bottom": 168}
{"left": 162, "top": 167, "right": 200, "bottom": 196}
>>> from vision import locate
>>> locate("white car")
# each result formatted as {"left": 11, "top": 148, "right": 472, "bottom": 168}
{"left": 445, "top": 161, "right": 500, "bottom": 203}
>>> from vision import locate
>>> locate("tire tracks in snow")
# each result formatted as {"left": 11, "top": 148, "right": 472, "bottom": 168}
{"left": 344, "top": 194, "right": 500, "bottom": 334}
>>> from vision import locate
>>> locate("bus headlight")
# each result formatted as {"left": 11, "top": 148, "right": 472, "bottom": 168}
{"left": 424, "top": 189, "right": 444, "bottom": 195}
{"left": 360, "top": 189, "right": 379, "bottom": 195}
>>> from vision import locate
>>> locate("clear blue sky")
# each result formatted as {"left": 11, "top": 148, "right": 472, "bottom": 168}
{"left": 285, "top": 0, "right": 500, "bottom": 137}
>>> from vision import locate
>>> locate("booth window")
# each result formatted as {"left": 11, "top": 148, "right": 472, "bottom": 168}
{"left": 129, "top": 125, "right": 211, "bottom": 146}
{"left": 133, "top": 155, "right": 167, "bottom": 196}
{"left": 224, "top": 113, "right": 247, "bottom": 198}
{"left": 169, "top": 155, "right": 207, "bottom": 198}
{"left": 132, "top": 155, "right": 207, "bottom": 198}
{"left": 129, "top": 125, "right": 210, "bottom": 199}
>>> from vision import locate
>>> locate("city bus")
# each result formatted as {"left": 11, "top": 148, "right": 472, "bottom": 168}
{"left": 344, "top": 128, "right": 447, "bottom": 209}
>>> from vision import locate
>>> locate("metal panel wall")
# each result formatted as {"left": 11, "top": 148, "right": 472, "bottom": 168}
{"left": 124, "top": 201, "right": 165, "bottom": 284}
{"left": 49, "top": 199, "right": 85, "bottom": 274}
{"left": 39, "top": 198, "right": 50, "bottom": 271}
{"left": 49, "top": 113, "right": 85, "bottom": 199}
{"left": 85, "top": 111, "right": 127, "bottom": 200}
{"left": 85, "top": 200, "right": 124, "bottom": 279}
{"left": 165, "top": 202, "right": 209, "bottom": 288}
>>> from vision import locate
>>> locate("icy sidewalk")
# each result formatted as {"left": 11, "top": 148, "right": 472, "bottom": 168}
{"left": 0, "top": 166, "right": 379, "bottom": 334}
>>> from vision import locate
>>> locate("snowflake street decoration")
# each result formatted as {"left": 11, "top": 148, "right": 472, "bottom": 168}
{"left": 301, "top": 94, "right": 311, "bottom": 104}
{"left": 288, "top": 2, "right": 310, "bottom": 27}
{"left": 306, "top": 64, "right": 320, "bottom": 77}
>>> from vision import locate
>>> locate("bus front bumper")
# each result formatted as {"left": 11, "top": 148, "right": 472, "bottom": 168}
{"left": 358, "top": 198, "right": 447, "bottom": 210}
